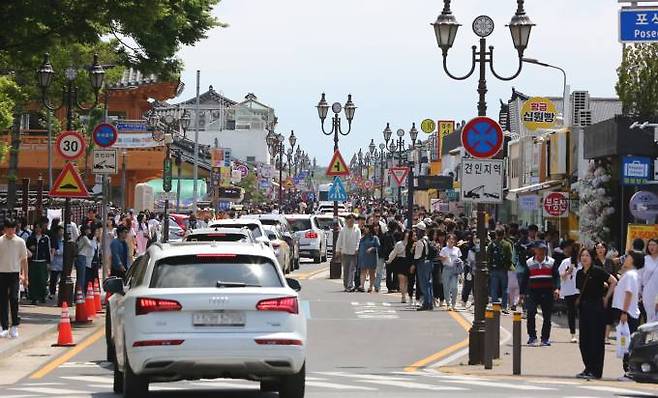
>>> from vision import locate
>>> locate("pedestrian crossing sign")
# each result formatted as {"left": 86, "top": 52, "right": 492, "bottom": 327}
{"left": 49, "top": 163, "right": 90, "bottom": 198}
{"left": 326, "top": 150, "right": 350, "bottom": 176}
{"left": 328, "top": 176, "right": 348, "bottom": 202}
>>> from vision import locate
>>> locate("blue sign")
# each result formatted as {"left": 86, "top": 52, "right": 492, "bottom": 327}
{"left": 622, "top": 156, "right": 651, "bottom": 185}
{"left": 115, "top": 120, "right": 148, "bottom": 132}
{"left": 307, "top": 192, "right": 316, "bottom": 202}
{"left": 259, "top": 179, "right": 270, "bottom": 189}
{"left": 328, "top": 176, "right": 348, "bottom": 202}
{"left": 92, "top": 123, "right": 118, "bottom": 147}
{"left": 620, "top": 8, "right": 658, "bottom": 43}
{"left": 461, "top": 117, "right": 504, "bottom": 159}
{"left": 217, "top": 201, "right": 231, "bottom": 211}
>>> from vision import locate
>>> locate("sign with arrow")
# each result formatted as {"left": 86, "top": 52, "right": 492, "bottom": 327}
{"left": 389, "top": 167, "right": 410, "bottom": 187}
{"left": 326, "top": 150, "right": 350, "bottom": 176}
{"left": 49, "top": 163, "right": 90, "bottom": 198}
{"left": 328, "top": 176, "right": 348, "bottom": 202}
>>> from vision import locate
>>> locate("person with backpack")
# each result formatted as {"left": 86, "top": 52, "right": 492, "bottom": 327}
{"left": 488, "top": 228, "right": 513, "bottom": 311}
{"left": 439, "top": 233, "right": 462, "bottom": 311}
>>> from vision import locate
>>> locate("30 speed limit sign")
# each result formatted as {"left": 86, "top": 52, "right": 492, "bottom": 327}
{"left": 56, "top": 131, "right": 86, "bottom": 160}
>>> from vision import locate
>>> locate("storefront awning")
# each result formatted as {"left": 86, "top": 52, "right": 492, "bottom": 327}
{"left": 508, "top": 180, "right": 562, "bottom": 194}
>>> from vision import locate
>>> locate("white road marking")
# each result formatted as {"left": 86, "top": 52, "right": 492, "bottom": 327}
{"left": 59, "top": 362, "right": 101, "bottom": 368}
{"left": 578, "top": 386, "right": 654, "bottom": 395}
{"left": 61, "top": 376, "right": 113, "bottom": 384}
{"left": 306, "top": 381, "right": 377, "bottom": 390}
{"left": 359, "top": 379, "right": 466, "bottom": 391}
{"left": 315, "top": 371, "right": 409, "bottom": 381}
{"left": 189, "top": 381, "right": 258, "bottom": 389}
{"left": 305, "top": 376, "right": 329, "bottom": 381}
{"left": 351, "top": 302, "right": 399, "bottom": 319}
{"left": 440, "top": 379, "right": 555, "bottom": 391}
{"left": 150, "top": 385, "right": 186, "bottom": 391}
{"left": 19, "top": 382, "right": 64, "bottom": 386}
{"left": 10, "top": 387, "right": 89, "bottom": 395}
{"left": 2, "top": 395, "right": 41, "bottom": 398}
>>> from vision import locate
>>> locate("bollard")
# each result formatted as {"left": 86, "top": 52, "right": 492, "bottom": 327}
{"left": 484, "top": 306, "right": 494, "bottom": 370}
{"left": 513, "top": 310, "right": 522, "bottom": 375}
{"left": 492, "top": 301, "right": 501, "bottom": 359}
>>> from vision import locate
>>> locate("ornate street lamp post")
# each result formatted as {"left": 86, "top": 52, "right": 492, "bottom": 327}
{"left": 37, "top": 53, "right": 105, "bottom": 307}
{"left": 431, "top": 0, "right": 534, "bottom": 365}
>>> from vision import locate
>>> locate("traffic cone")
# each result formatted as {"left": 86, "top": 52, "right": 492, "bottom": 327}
{"left": 85, "top": 282, "right": 96, "bottom": 320}
{"left": 73, "top": 286, "right": 90, "bottom": 324}
{"left": 93, "top": 279, "right": 102, "bottom": 313}
{"left": 52, "top": 302, "right": 75, "bottom": 347}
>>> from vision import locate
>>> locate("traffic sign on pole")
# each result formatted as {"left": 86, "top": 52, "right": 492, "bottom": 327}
{"left": 328, "top": 176, "right": 348, "bottom": 202}
{"left": 163, "top": 158, "right": 173, "bottom": 192}
{"left": 421, "top": 119, "right": 436, "bottom": 134}
{"left": 543, "top": 192, "right": 569, "bottom": 218}
{"left": 92, "top": 123, "right": 118, "bottom": 147}
{"left": 326, "top": 150, "right": 350, "bottom": 176}
{"left": 49, "top": 163, "right": 90, "bottom": 198}
{"left": 461, "top": 117, "right": 504, "bottom": 159}
{"left": 92, "top": 149, "right": 118, "bottom": 174}
{"left": 389, "top": 167, "right": 410, "bottom": 186}
{"left": 56, "top": 131, "right": 86, "bottom": 160}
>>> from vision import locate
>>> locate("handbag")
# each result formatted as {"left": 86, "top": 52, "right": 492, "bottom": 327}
{"left": 575, "top": 266, "right": 590, "bottom": 307}
{"left": 452, "top": 258, "right": 464, "bottom": 276}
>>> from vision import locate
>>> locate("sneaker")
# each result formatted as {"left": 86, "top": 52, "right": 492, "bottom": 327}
{"left": 9, "top": 326, "right": 18, "bottom": 339}
{"left": 540, "top": 339, "right": 551, "bottom": 347}
{"left": 527, "top": 337, "right": 537, "bottom": 346}
{"left": 0, "top": 330, "right": 8, "bottom": 338}
{"left": 502, "top": 309, "right": 510, "bottom": 315}
{"left": 357, "top": 287, "right": 365, "bottom": 293}
{"left": 571, "top": 334, "right": 578, "bottom": 343}
{"left": 617, "top": 375, "right": 633, "bottom": 382}
{"left": 576, "top": 371, "right": 590, "bottom": 379}
{"left": 401, "top": 296, "right": 407, "bottom": 304}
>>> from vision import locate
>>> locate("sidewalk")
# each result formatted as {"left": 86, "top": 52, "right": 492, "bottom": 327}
{"left": 0, "top": 301, "right": 62, "bottom": 358}
{"left": 439, "top": 309, "right": 658, "bottom": 390}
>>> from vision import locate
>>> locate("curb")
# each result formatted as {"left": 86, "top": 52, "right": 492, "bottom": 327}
{"left": 0, "top": 323, "right": 59, "bottom": 359}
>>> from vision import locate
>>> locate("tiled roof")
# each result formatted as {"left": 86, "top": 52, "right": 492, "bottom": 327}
{"left": 179, "top": 85, "right": 237, "bottom": 107}
{"left": 109, "top": 67, "right": 158, "bottom": 88}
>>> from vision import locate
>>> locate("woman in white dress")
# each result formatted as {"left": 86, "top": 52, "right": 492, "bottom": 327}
{"left": 642, "top": 239, "right": 658, "bottom": 322}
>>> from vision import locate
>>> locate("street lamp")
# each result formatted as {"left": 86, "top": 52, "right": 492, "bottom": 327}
{"left": 432, "top": 0, "right": 534, "bottom": 365}
{"left": 523, "top": 58, "right": 568, "bottom": 125}
{"left": 37, "top": 52, "right": 105, "bottom": 307}
{"left": 316, "top": 93, "right": 356, "bottom": 278}
{"left": 378, "top": 143, "right": 386, "bottom": 200}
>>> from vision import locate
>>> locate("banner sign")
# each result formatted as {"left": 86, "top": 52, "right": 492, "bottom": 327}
{"left": 626, "top": 224, "right": 658, "bottom": 251}
{"left": 114, "top": 133, "right": 162, "bottom": 148}
{"left": 622, "top": 156, "right": 651, "bottom": 185}
{"left": 521, "top": 97, "right": 557, "bottom": 130}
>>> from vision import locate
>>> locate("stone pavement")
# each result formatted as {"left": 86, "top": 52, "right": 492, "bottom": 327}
{"left": 0, "top": 300, "right": 61, "bottom": 358}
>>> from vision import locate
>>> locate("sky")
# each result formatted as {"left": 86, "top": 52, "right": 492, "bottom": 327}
{"left": 177, "top": 0, "right": 621, "bottom": 164}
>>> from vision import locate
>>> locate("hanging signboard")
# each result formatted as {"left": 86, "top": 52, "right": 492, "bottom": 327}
{"left": 521, "top": 97, "right": 558, "bottom": 131}
{"left": 622, "top": 156, "right": 651, "bottom": 185}
{"left": 542, "top": 192, "right": 569, "bottom": 218}
{"left": 518, "top": 194, "right": 539, "bottom": 212}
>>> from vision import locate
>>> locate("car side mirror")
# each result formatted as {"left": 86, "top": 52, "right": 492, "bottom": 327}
{"left": 103, "top": 277, "right": 125, "bottom": 295}
{"left": 286, "top": 278, "right": 302, "bottom": 292}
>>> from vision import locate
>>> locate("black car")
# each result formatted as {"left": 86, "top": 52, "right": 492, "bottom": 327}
{"left": 627, "top": 321, "right": 658, "bottom": 383}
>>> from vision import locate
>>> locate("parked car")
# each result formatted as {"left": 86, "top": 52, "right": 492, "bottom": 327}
{"left": 627, "top": 321, "right": 658, "bottom": 383}
{"left": 263, "top": 225, "right": 292, "bottom": 274}
{"left": 183, "top": 227, "right": 256, "bottom": 244}
{"left": 313, "top": 215, "right": 344, "bottom": 257}
{"left": 104, "top": 241, "right": 306, "bottom": 398}
{"left": 286, "top": 215, "right": 327, "bottom": 263}
{"left": 242, "top": 214, "right": 300, "bottom": 270}
{"left": 207, "top": 219, "right": 270, "bottom": 247}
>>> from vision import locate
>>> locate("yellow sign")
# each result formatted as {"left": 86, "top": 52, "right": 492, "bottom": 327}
{"left": 521, "top": 97, "right": 557, "bottom": 130}
{"left": 326, "top": 150, "right": 350, "bottom": 176}
{"left": 438, "top": 120, "right": 455, "bottom": 138}
{"left": 284, "top": 178, "right": 294, "bottom": 189}
{"left": 421, "top": 119, "right": 436, "bottom": 134}
{"left": 49, "top": 163, "right": 90, "bottom": 198}
{"left": 626, "top": 224, "right": 658, "bottom": 251}
{"left": 219, "top": 166, "right": 231, "bottom": 187}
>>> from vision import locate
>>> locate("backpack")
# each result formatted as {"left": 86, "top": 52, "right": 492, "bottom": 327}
{"left": 426, "top": 241, "right": 438, "bottom": 261}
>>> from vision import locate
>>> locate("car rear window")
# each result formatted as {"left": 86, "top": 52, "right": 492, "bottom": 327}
{"left": 214, "top": 224, "right": 262, "bottom": 238}
{"left": 259, "top": 219, "right": 278, "bottom": 226}
{"left": 184, "top": 233, "right": 248, "bottom": 243}
{"left": 315, "top": 218, "right": 335, "bottom": 230}
{"left": 150, "top": 255, "right": 283, "bottom": 288}
{"left": 288, "top": 218, "right": 312, "bottom": 232}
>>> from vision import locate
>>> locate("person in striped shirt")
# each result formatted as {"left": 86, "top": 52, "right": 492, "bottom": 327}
{"left": 522, "top": 242, "right": 560, "bottom": 346}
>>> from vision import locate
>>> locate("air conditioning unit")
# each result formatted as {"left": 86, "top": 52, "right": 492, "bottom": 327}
{"left": 578, "top": 110, "right": 592, "bottom": 127}
{"left": 571, "top": 91, "right": 590, "bottom": 126}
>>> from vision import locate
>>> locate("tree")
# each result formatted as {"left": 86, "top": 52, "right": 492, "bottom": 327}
{"left": 616, "top": 43, "right": 658, "bottom": 117}
{"left": 237, "top": 172, "right": 266, "bottom": 205}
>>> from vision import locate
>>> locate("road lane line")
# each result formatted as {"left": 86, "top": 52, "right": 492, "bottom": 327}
{"left": 578, "top": 386, "right": 654, "bottom": 395}
{"left": 404, "top": 310, "right": 470, "bottom": 373}
{"left": 296, "top": 266, "right": 329, "bottom": 280}
{"left": 61, "top": 376, "right": 113, "bottom": 384}
{"left": 189, "top": 381, "right": 258, "bottom": 389}
{"left": 306, "top": 381, "right": 377, "bottom": 390}
{"left": 442, "top": 379, "right": 555, "bottom": 390}
{"left": 358, "top": 379, "right": 466, "bottom": 391}
{"left": 10, "top": 387, "right": 89, "bottom": 395}
{"left": 29, "top": 327, "right": 105, "bottom": 380}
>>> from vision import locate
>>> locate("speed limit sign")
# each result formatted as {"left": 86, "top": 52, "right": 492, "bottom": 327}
{"left": 56, "top": 131, "right": 86, "bottom": 160}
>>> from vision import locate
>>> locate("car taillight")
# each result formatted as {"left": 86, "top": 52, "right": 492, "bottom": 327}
{"left": 133, "top": 339, "right": 184, "bottom": 347}
{"left": 136, "top": 298, "right": 182, "bottom": 316}
{"left": 256, "top": 297, "right": 298, "bottom": 314}
{"left": 255, "top": 339, "right": 303, "bottom": 346}
{"left": 305, "top": 231, "right": 318, "bottom": 239}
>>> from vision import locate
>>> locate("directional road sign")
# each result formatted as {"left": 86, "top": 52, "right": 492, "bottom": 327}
{"left": 461, "top": 117, "right": 504, "bottom": 159}
{"left": 460, "top": 158, "right": 503, "bottom": 204}
{"left": 56, "top": 131, "right": 86, "bottom": 160}
{"left": 92, "top": 123, "right": 118, "bottom": 148}
{"left": 389, "top": 167, "right": 410, "bottom": 186}
{"left": 326, "top": 150, "right": 350, "bottom": 176}
{"left": 328, "top": 176, "right": 348, "bottom": 202}
{"left": 49, "top": 163, "right": 90, "bottom": 198}
{"left": 92, "top": 149, "right": 118, "bottom": 174}
{"left": 619, "top": 8, "right": 658, "bottom": 43}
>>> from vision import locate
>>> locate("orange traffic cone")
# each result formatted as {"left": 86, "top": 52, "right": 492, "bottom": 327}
{"left": 93, "top": 279, "right": 102, "bottom": 313}
{"left": 73, "top": 286, "right": 90, "bottom": 324}
{"left": 85, "top": 282, "right": 96, "bottom": 320}
{"left": 52, "top": 302, "right": 75, "bottom": 347}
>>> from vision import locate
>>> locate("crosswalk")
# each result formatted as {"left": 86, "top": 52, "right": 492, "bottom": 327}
{"left": 9, "top": 365, "right": 658, "bottom": 397}
{"left": 351, "top": 301, "right": 398, "bottom": 319}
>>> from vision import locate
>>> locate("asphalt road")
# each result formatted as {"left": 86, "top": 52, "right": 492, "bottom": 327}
{"left": 4, "top": 258, "right": 658, "bottom": 397}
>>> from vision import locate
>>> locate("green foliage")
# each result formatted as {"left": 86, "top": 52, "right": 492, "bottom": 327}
{"left": 616, "top": 44, "right": 658, "bottom": 117}
{"left": 0, "top": 0, "right": 223, "bottom": 80}
{"left": 0, "top": 76, "right": 22, "bottom": 130}
{"left": 237, "top": 171, "right": 266, "bottom": 204}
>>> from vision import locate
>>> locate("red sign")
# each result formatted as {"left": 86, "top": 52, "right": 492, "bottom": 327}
{"left": 55, "top": 131, "right": 86, "bottom": 161}
{"left": 49, "top": 163, "right": 90, "bottom": 198}
{"left": 543, "top": 192, "right": 569, "bottom": 218}
{"left": 389, "top": 167, "right": 410, "bottom": 186}
{"left": 326, "top": 150, "right": 350, "bottom": 176}
{"left": 461, "top": 117, "right": 504, "bottom": 159}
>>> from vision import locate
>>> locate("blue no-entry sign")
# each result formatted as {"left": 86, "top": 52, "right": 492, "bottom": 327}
{"left": 328, "top": 176, "right": 348, "bottom": 202}
{"left": 92, "top": 123, "right": 118, "bottom": 148}
{"left": 619, "top": 8, "right": 658, "bottom": 43}
{"left": 461, "top": 117, "right": 504, "bottom": 159}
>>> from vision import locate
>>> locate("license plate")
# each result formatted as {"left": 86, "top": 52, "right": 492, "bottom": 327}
{"left": 193, "top": 311, "right": 245, "bottom": 327}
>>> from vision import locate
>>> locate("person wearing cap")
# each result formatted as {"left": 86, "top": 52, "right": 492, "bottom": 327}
{"left": 522, "top": 241, "right": 559, "bottom": 346}
{"left": 336, "top": 214, "right": 361, "bottom": 292}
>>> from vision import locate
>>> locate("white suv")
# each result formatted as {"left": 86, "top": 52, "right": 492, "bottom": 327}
{"left": 105, "top": 241, "right": 307, "bottom": 398}
{"left": 286, "top": 215, "right": 327, "bottom": 263}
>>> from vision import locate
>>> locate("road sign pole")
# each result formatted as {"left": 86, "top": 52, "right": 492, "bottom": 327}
{"left": 406, "top": 161, "right": 414, "bottom": 230}
{"left": 162, "top": 144, "right": 172, "bottom": 243}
